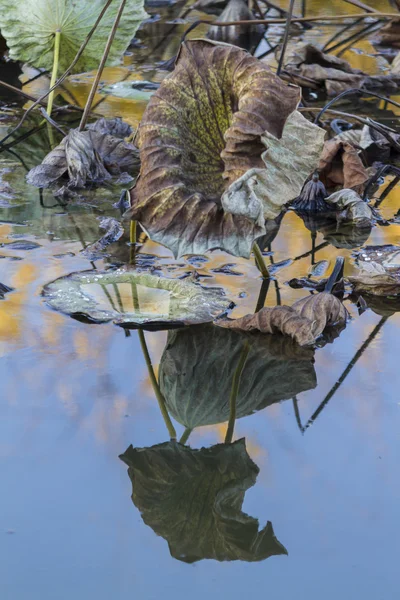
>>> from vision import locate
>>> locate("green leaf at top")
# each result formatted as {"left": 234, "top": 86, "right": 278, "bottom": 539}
{"left": 0, "top": 0, "right": 148, "bottom": 73}
{"left": 120, "top": 439, "right": 288, "bottom": 563}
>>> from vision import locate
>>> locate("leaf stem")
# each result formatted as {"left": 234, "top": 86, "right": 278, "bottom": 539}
{"left": 79, "top": 0, "right": 127, "bottom": 131}
{"left": 179, "top": 428, "right": 192, "bottom": 445}
{"left": 47, "top": 30, "right": 61, "bottom": 117}
{"left": 277, "top": 0, "right": 295, "bottom": 76}
{"left": 138, "top": 330, "right": 177, "bottom": 440}
{"left": 252, "top": 242, "right": 270, "bottom": 279}
{"left": 225, "top": 343, "right": 250, "bottom": 444}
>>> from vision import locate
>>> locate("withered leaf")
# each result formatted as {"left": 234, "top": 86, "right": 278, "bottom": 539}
{"left": 27, "top": 124, "right": 140, "bottom": 190}
{"left": 86, "top": 117, "right": 132, "bottom": 139}
{"left": 325, "top": 189, "right": 373, "bottom": 227}
{"left": 282, "top": 42, "right": 400, "bottom": 96}
{"left": 128, "top": 39, "right": 324, "bottom": 259}
{"left": 217, "top": 291, "right": 347, "bottom": 346}
{"left": 318, "top": 138, "right": 369, "bottom": 192}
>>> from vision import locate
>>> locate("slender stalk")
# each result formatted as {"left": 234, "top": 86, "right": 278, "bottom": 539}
{"left": 296, "top": 317, "right": 388, "bottom": 433}
{"left": 342, "top": 0, "right": 377, "bottom": 12}
{"left": 79, "top": 0, "right": 127, "bottom": 131}
{"left": 179, "top": 428, "right": 192, "bottom": 445}
{"left": 252, "top": 242, "right": 270, "bottom": 279}
{"left": 47, "top": 30, "right": 61, "bottom": 117}
{"left": 138, "top": 330, "right": 177, "bottom": 440}
{"left": 130, "top": 220, "right": 137, "bottom": 245}
{"left": 225, "top": 343, "right": 250, "bottom": 444}
{"left": 255, "top": 278, "right": 271, "bottom": 312}
{"left": 277, "top": 0, "right": 295, "bottom": 76}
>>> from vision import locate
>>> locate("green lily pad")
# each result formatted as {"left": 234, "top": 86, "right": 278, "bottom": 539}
{"left": 42, "top": 268, "right": 233, "bottom": 328}
{"left": 0, "top": 0, "right": 148, "bottom": 73}
{"left": 159, "top": 324, "right": 317, "bottom": 427}
{"left": 120, "top": 439, "right": 288, "bottom": 563}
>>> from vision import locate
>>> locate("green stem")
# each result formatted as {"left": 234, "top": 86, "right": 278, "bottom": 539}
{"left": 252, "top": 242, "right": 270, "bottom": 279}
{"left": 138, "top": 329, "right": 177, "bottom": 440}
{"left": 47, "top": 30, "right": 61, "bottom": 117}
{"left": 225, "top": 343, "right": 250, "bottom": 444}
{"left": 179, "top": 428, "right": 192, "bottom": 445}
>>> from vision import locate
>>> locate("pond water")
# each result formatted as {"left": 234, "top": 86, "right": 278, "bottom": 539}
{"left": 1, "top": 1, "right": 400, "bottom": 599}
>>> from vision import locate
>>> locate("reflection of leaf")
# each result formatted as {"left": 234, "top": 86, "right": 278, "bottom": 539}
{"left": 42, "top": 268, "right": 233, "bottom": 328}
{"left": 208, "top": 0, "right": 264, "bottom": 51}
{"left": 159, "top": 324, "right": 316, "bottom": 428}
{"left": 0, "top": 0, "right": 148, "bottom": 73}
{"left": 120, "top": 439, "right": 287, "bottom": 563}
{"left": 218, "top": 292, "right": 347, "bottom": 346}
{"left": 27, "top": 127, "right": 140, "bottom": 189}
{"left": 128, "top": 39, "right": 317, "bottom": 258}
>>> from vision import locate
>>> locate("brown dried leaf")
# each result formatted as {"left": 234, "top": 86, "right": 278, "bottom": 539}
{"left": 217, "top": 292, "right": 347, "bottom": 346}
{"left": 282, "top": 42, "right": 400, "bottom": 97}
{"left": 27, "top": 123, "right": 140, "bottom": 189}
{"left": 128, "top": 39, "right": 302, "bottom": 258}
{"left": 319, "top": 138, "right": 369, "bottom": 192}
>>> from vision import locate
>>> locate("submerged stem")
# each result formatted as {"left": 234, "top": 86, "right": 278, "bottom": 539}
{"left": 225, "top": 343, "right": 250, "bottom": 444}
{"left": 47, "top": 30, "right": 61, "bottom": 117}
{"left": 252, "top": 242, "right": 270, "bottom": 279}
{"left": 138, "top": 330, "right": 177, "bottom": 440}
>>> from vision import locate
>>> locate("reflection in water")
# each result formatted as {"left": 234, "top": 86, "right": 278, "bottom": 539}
{"left": 159, "top": 324, "right": 316, "bottom": 428}
{"left": 120, "top": 439, "right": 287, "bottom": 563}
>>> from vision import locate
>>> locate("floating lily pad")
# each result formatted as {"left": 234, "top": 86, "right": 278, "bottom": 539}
{"left": 42, "top": 268, "right": 233, "bottom": 328}
{"left": 120, "top": 439, "right": 287, "bottom": 563}
{"left": 159, "top": 324, "right": 316, "bottom": 428}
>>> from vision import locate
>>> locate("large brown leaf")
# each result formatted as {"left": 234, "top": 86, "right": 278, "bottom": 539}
{"left": 128, "top": 40, "right": 309, "bottom": 258}
{"left": 217, "top": 292, "right": 347, "bottom": 346}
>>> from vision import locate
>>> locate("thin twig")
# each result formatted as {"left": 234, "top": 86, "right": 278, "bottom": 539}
{"left": 277, "top": 0, "right": 296, "bottom": 76}
{"left": 325, "top": 21, "right": 382, "bottom": 53}
{"left": 39, "top": 107, "right": 67, "bottom": 136}
{"left": 79, "top": 0, "right": 127, "bottom": 131}
{"left": 314, "top": 88, "right": 400, "bottom": 124}
{"left": 323, "top": 17, "right": 364, "bottom": 50}
{"left": 342, "top": 0, "right": 377, "bottom": 12}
